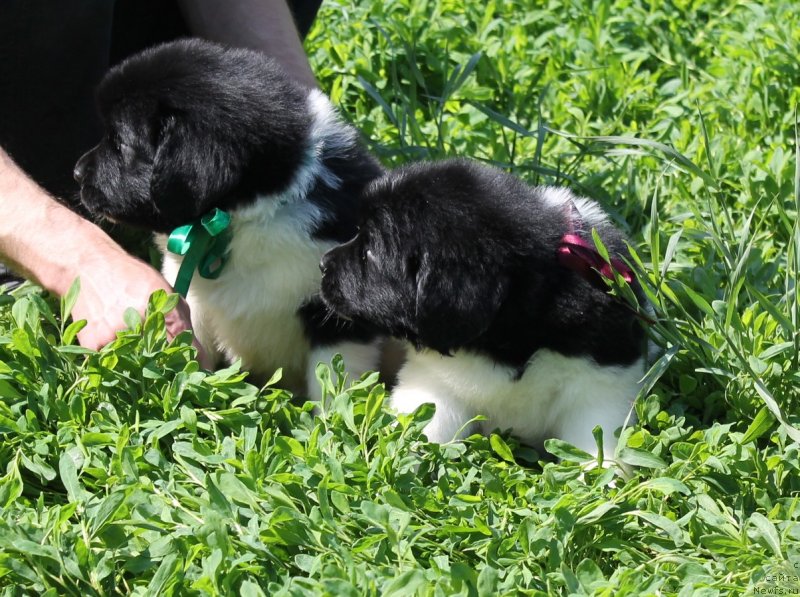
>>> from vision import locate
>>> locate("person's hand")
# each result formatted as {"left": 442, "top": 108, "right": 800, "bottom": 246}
{"left": 71, "top": 245, "right": 212, "bottom": 368}
{"left": 0, "top": 147, "right": 211, "bottom": 368}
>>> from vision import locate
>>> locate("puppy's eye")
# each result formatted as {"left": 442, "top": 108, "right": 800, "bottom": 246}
{"left": 361, "top": 246, "right": 378, "bottom": 266}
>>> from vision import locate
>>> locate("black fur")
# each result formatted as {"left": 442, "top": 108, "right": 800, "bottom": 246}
{"left": 74, "top": 38, "right": 381, "bottom": 234}
{"left": 73, "top": 39, "right": 384, "bottom": 383}
{"left": 298, "top": 298, "right": 380, "bottom": 346}
{"left": 320, "top": 159, "right": 646, "bottom": 375}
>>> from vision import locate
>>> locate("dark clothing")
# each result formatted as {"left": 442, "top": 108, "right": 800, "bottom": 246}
{"left": 0, "top": 1, "right": 115, "bottom": 200}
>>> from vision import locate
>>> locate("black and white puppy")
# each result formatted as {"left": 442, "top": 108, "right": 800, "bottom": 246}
{"left": 74, "top": 39, "right": 384, "bottom": 394}
{"left": 320, "top": 159, "right": 647, "bottom": 456}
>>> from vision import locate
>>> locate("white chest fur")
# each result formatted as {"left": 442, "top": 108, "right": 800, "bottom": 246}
{"left": 390, "top": 347, "right": 643, "bottom": 455}
{"left": 158, "top": 200, "right": 335, "bottom": 392}
{"left": 156, "top": 89, "right": 370, "bottom": 394}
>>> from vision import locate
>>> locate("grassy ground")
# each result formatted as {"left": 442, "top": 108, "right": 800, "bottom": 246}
{"left": 1, "top": 0, "right": 799, "bottom": 594}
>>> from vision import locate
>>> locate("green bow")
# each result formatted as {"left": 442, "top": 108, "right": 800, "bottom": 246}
{"left": 167, "top": 208, "right": 232, "bottom": 298}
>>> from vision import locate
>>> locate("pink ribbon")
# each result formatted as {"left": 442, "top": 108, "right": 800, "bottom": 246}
{"left": 557, "top": 233, "right": 633, "bottom": 290}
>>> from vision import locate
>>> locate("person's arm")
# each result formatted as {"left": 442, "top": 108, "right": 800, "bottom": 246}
{"left": 0, "top": 147, "right": 208, "bottom": 363}
{"left": 177, "top": 0, "right": 318, "bottom": 89}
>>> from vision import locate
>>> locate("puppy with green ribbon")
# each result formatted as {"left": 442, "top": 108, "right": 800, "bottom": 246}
{"left": 75, "top": 40, "right": 387, "bottom": 394}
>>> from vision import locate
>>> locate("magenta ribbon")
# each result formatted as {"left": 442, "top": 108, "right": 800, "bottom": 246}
{"left": 557, "top": 233, "right": 633, "bottom": 291}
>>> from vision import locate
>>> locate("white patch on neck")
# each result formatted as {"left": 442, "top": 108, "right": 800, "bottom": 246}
{"left": 307, "top": 89, "right": 359, "bottom": 185}
{"left": 158, "top": 88, "right": 365, "bottom": 393}
{"left": 538, "top": 186, "right": 609, "bottom": 231}
{"left": 232, "top": 89, "right": 353, "bottom": 230}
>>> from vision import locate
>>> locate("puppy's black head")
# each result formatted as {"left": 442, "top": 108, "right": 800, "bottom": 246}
{"left": 320, "top": 160, "right": 541, "bottom": 354}
{"left": 74, "top": 39, "right": 310, "bottom": 232}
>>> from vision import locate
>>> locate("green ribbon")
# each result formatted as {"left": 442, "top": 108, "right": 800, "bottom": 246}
{"left": 167, "top": 208, "right": 232, "bottom": 297}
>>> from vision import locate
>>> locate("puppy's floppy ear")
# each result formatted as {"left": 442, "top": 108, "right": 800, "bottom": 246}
{"left": 150, "top": 114, "right": 241, "bottom": 221}
{"left": 415, "top": 253, "right": 509, "bottom": 353}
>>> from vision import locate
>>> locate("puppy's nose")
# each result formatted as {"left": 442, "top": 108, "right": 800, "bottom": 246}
{"left": 319, "top": 251, "right": 333, "bottom": 274}
{"left": 73, "top": 152, "right": 91, "bottom": 183}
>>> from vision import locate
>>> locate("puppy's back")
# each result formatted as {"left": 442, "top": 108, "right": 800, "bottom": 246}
{"left": 362, "top": 158, "right": 646, "bottom": 369}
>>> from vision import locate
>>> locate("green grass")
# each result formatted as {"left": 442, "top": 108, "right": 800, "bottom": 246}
{"left": 2, "top": 0, "right": 800, "bottom": 594}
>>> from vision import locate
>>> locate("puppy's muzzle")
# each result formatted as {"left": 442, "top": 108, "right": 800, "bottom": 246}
{"left": 320, "top": 239, "right": 354, "bottom": 276}
{"left": 318, "top": 247, "right": 349, "bottom": 313}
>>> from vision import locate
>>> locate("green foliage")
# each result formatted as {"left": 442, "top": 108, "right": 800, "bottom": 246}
{"left": 2, "top": 0, "right": 800, "bottom": 594}
{"left": 0, "top": 290, "right": 797, "bottom": 595}
{"left": 311, "top": 0, "right": 800, "bottom": 444}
